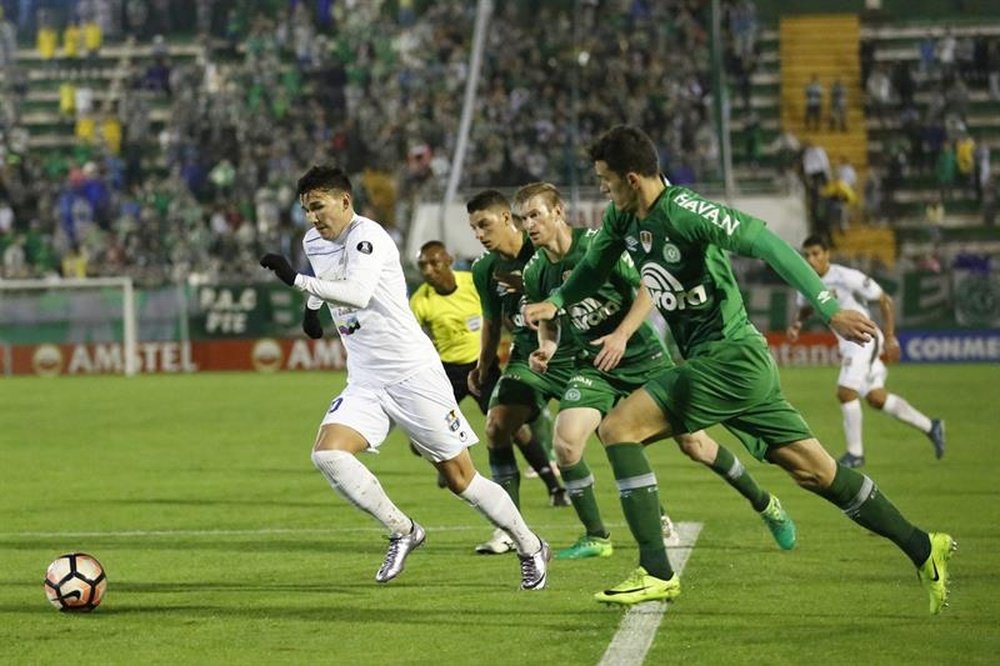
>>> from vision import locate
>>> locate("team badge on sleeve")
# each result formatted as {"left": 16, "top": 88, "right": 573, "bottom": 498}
{"left": 357, "top": 241, "right": 373, "bottom": 254}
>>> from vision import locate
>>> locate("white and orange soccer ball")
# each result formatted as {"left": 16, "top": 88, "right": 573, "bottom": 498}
{"left": 44, "top": 553, "right": 107, "bottom": 612}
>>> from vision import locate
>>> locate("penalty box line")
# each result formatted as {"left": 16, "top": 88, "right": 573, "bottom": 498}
{"left": 598, "top": 522, "right": 703, "bottom": 666}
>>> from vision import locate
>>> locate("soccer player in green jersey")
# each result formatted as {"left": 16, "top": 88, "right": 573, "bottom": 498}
{"left": 517, "top": 182, "right": 796, "bottom": 560}
{"left": 466, "top": 190, "right": 571, "bottom": 554}
{"left": 524, "top": 125, "right": 955, "bottom": 614}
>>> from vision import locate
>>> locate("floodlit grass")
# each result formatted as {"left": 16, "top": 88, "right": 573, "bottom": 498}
{"left": 1, "top": 366, "right": 997, "bottom": 664}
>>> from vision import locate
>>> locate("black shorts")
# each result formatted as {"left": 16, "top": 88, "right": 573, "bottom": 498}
{"left": 443, "top": 360, "right": 501, "bottom": 415}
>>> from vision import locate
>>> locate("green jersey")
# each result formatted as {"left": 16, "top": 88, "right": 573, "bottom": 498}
{"left": 471, "top": 234, "right": 573, "bottom": 365}
{"left": 522, "top": 227, "right": 667, "bottom": 368}
{"left": 549, "top": 186, "right": 840, "bottom": 358}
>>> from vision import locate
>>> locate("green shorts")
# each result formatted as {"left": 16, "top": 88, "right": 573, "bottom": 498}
{"left": 642, "top": 335, "right": 813, "bottom": 461}
{"left": 560, "top": 353, "right": 672, "bottom": 415}
{"left": 489, "top": 359, "right": 573, "bottom": 419}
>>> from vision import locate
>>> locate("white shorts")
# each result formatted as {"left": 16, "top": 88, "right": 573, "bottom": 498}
{"left": 837, "top": 331, "right": 887, "bottom": 396}
{"left": 320, "top": 364, "right": 479, "bottom": 463}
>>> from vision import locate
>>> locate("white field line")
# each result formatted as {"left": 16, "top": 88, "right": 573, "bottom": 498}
{"left": 0, "top": 520, "right": 645, "bottom": 540}
{"left": 598, "top": 522, "right": 703, "bottom": 666}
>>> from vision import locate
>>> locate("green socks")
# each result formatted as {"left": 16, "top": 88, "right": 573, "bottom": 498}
{"left": 710, "top": 445, "right": 770, "bottom": 512}
{"left": 558, "top": 459, "right": 607, "bottom": 538}
{"left": 819, "top": 464, "right": 931, "bottom": 567}
{"left": 606, "top": 443, "right": 674, "bottom": 580}
{"left": 488, "top": 446, "right": 521, "bottom": 508}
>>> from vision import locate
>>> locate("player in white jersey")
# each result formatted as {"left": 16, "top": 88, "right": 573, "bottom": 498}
{"left": 259, "top": 165, "right": 550, "bottom": 589}
{"left": 786, "top": 235, "right": 945, "bottom": 467}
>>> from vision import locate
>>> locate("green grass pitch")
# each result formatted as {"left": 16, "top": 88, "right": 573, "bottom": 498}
{"left": 1, "top": 365, "right": 997, "bottom": 664}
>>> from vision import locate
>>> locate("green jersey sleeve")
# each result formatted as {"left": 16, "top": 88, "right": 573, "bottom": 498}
{"left": 666, "top": 188, "right": 840, "bottom": 323}
{"left": 747, "top": 228, "right": 841, "bottom": 322}
{"left": 471, "top": 254, "right": 500, "bottom": 323}
{"left": 549, "top": 206, "right": 627, "bottom": 309}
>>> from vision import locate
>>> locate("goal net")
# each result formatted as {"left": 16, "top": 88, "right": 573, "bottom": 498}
{"left": 0, "top": 277, "right": 138, "bottom": 376}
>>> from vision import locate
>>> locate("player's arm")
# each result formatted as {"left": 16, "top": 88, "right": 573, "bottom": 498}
{"left": 755, "top": 233, "right": 876, "bottom": 343}
{"left": 530, "top": 319, "right": 560, "bottom": 374}
{"left": 748, "top": 230, "right": 877, "bottom": 343}
{"left": 523, "top": 209, "right": 625, "bottom": 328}
{"left": 469, "top": 257, "right": 501, "bottom": 396}
{"left": 666, "top": 189, "right": 875, "bottom": 344}
{"left": 591, "top": 254, "right": 651, "bottom": 372}
{"left": 877, "top": 290, "right": 901, "bottom": 362}
{"left": 302, "top": 295, "right": 324, "bottom": 339}
{"left": 785, "top": 303, "right": 813, "bottom": 343}
{"left": 259, "top": 243, "right": 381, "bottom": 309}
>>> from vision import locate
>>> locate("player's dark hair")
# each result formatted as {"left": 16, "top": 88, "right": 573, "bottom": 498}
{"left": 297, "top": 165, "right": 353, "bottom": 198}
{"left": 802, "top": 234, "right": 829, "bottom": 250}
{"left": 466, "top": 189, "right": 510, "bottom": 215}
{"left": 588, "top": 125, "right": 660, "bottom": 177}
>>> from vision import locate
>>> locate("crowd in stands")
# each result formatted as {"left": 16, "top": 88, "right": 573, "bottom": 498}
{"left": 1, "top": 0, "right": 742, "bottom": 285}
{"left": 794, "top": 25, "right": 999, "bottom": 248}
{"left": 876, "top": 29, "right": 997, "bottom": 219}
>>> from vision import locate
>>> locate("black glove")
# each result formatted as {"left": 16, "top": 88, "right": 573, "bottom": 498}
{"left": 259, "top": 253, "right": 297, "bottom": 287}
{"left": 302, "top": 306, "right": 324, "bottom": 339}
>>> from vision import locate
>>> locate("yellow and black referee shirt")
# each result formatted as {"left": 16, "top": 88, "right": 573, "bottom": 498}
{"left": 409, "top": 271, "right": 483, "bottom": 365}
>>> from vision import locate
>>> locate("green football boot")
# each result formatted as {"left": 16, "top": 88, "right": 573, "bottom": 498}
{"left": 594, "top": 567, "right": 681, "bottom": 605}
{"left": 555, "top": 534, "right": 613, "bottom": 560}
{"left": 918, "top": 532, "right": 957, "bottom": 615}
{"left": 759, "top": 494, "right": 796, "bottom": 550}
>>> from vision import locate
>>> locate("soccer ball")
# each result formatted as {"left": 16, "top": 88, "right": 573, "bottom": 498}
{"left": 44, "top": 553, "right": 107, "bottom": 612}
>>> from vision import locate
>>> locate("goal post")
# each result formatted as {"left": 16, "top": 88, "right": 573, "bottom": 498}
{"left": 0, "top": 277, "right": 139, "bottom": 377}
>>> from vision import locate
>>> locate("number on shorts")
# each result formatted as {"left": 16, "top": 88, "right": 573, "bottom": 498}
{"left": 327, "top": 397, "right": 344, "bottom": 413}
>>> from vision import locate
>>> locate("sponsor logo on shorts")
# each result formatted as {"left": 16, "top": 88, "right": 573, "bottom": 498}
{"left": 445, "top": 409, "right": 461, "bottom": 432}
{"left": 564, "top": 388, "right": 582, "bottom": 401}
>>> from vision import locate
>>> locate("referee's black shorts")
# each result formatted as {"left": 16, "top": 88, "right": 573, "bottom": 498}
{"left": 443, "top": 359, "right": 501, "bottom": 415}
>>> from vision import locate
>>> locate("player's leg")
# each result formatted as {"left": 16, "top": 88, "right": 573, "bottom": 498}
{"left": 838, "top": 384, "right": 865, "bottom": 467}
{"left": 484, "top": 401, "right": 534, "bottom": 506}
{"left": 434, "top": 449, "right": 550, "bottom": 589}
{"left": 388, "top": 365, "right": 550, "bottom": 587}
{"left": 593, "top": 387, "right": 681, "bottom": 604}
{"left": 674, "top": 430, "right": 795, "bottom": 550}
{"left": 310, "top": 388, "right": 422, "bottom": 583}
{"left": 551, "top": 406, "right": 613, "bottom": 559}
{"left": 484, "top": 358, "right": 564, "bottom": 500}
{"left": 837, "top": 339, "right": 879, "bottom": 467}
{"left": 767, "top": 437, "right": 955, "bottom": 613}
{"left": 866, "top": 369, "right": 945, "bottom": 459}
{"left": 513, "top": 409, "right": 568, "bottom": 504}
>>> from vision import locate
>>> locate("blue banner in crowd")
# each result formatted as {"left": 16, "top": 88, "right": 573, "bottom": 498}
{"left": 898, "top": 330, "right": 1000, "bottom": 363}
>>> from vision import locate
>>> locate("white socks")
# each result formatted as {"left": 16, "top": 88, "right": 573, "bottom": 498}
{"left": 459, "top": 473, "right": 542, "bottom": 555}
{"left": 882, "top": 394, "right": 933, "bottom": 433}
{"left": 841, "top": 399, "right": 864, "bottom": 456}
{"left": 311, "top": 450, "right": 412, "bottom": 535}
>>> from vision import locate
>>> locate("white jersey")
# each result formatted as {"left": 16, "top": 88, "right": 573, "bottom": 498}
{"left": 797, "top": 263, "right": 883, "bottom": 341}
{"left": 797, "top": 263, "right": 887, "bottom": 393}
{"left": 301, "top": 215, "right": 438, "bottom": 387}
